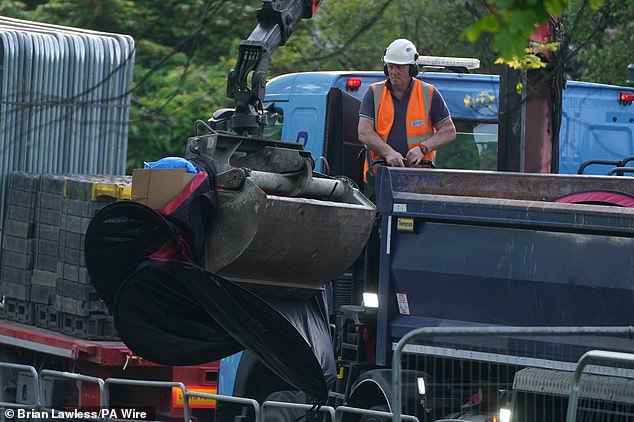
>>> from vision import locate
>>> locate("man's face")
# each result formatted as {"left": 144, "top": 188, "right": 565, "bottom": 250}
{"left": 386, "top": 63, "right": 410, "bottom": 88}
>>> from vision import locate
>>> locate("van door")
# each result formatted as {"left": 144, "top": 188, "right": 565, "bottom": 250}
{"left": 323, "top": 88, "right": 365, "bottom": 187}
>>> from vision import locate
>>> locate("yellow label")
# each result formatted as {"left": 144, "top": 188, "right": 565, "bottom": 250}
{"left": 337, "top": 366, "right": 344, "bottom": 379}
{"left": 119, "top": 184, "right": 132, "bottom": 200}
{"left": 92, "top": 183, "right": 132, "bottom": 201}
{"left": 397, "top": 218, "right": 414, "bottom": 232}
{"left": 172, "top": 386, "right": 217, "bottom": 408}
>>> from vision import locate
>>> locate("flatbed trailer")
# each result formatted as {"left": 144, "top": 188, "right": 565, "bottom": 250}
{"left": 0, "top": 318, "right": 218, "bottom": 420}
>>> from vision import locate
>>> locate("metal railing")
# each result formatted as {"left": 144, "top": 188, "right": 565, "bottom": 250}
{"left": 0, "top": 16, "right": 134, "bottom": 232}
{"left": 4, "top": 330, "right": 634, "bottom": 422}
{"left": 391, "top": 326, "right": 634, "bottom": 422}
{"left": 0, "top": 362, "right": 40, "bottom": 411}
{"left": 566, "top": 350, "right": 634, "bottom": 422}
{"left": 39, "top": 369, "right": 106, "bottom": 413}
{"left": 0, "top": 365, "right": 413, "bottom": 422}
{"left": 104, "top": 378, "right": 189, "bottom": 421}
{"left": 185, "top": 391, "right": 260, "bottom": 422}
{"left": 335, "top": 405, "right": 419, "bottom": 422}
{"left": 263, "top": 401, "right": 335, "bottom": 422}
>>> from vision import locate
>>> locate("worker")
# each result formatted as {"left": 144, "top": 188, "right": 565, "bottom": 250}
{"left": 358, "top": 38, "right": 456, "bottom": 181}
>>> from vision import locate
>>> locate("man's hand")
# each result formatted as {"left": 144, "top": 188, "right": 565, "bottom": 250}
{"left": 406, "top": 145, "right": 425, "bottom": 166}
{"left": 358, "top": 116, "right": 406, "bottom": 167}
{"left": 385, "top": 150, "right": 405, "bottom": 167}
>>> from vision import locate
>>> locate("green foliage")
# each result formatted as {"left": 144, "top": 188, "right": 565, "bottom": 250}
{"left": 273, "top": 0, "right": 497, "bottom": 74}
{"left": 563, "top": 0, "right": 633, "bottom": 86}
{"left": 0, "top": 0, "right": 30, "bottom": 17}
{"left": 127, "top": 51, "right": 232, "bottom": 170}
{"left": 494, "top": 45, "right": 555, "bottom": 94}
{"left": 463, "top": 0, "right": 603, "bottom": 60}
{"left": 1, "top": 0, "right": 630, "bottom": 173}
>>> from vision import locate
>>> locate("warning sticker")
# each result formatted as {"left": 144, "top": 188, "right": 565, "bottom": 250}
{"left": 396, "top": 292, "right": 410, "bottom": 315}
{"left": 397, "top": 217, "right": 414, "bottom": 233}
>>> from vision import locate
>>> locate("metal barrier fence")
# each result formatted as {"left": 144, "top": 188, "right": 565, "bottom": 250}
{"left": 39, "top": 369, "right": 106, "bottom": 416}
{"left": 566, "top": 350, "right": 634, "bottom": 422}
{"left": 391, "top": 326, "right": 634, "bottom": 422}
{"left": 263, "top": 400, "right": 335, "bottom": 422}
{"left": 0, "top": 365, "right": 417, "bottom": 422}
{"left": 185, "top": 391, "right": 261, "bottom": 422}
{"left": 3, "top": 330, "right": 634, "bottom": 422}
{"left": 0, "top": 16, "right": 134, "bottom": 232}
{"left": 335, "top": 405, "right": 419, "bottom": 422}
{"left": 0, "top": 362, "right": 39, "bottom": 416}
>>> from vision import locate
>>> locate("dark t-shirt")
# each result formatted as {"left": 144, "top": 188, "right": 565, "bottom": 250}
{"left": 359, "top": 79, "right": 451, "bottom": 156}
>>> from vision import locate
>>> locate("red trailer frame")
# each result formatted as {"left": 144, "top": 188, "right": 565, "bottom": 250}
{"left": 0, "top": 319, "right": 218, "bottom": 420}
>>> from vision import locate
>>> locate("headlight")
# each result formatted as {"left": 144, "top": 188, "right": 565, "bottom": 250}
{"left": 362, "top": 292, "right": 378, "bottom": 308}
{"left": 417, "top": 377, "right": 426, "bottom": 395}
{"left": 499, "top": 408, "right": 511, "bottom": 422}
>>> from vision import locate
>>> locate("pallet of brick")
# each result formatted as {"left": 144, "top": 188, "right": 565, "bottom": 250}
{"left": 59, "top": 175, "right": 130, "bottom": 289}
{"left": 56, "top": 174, "right": 129, "bottom": 339}
{"left": 28, "top": 174, "right": 65, "bottom": 329}
{"left": 4, "top": 298, "right": 35, "bottom": 325}
{"left": 59, "top": 312, "right": 118, "bottom": 340}
{"left": 1, "top": 173, "right": 40, "bottom": 324}
{"left": 35, "top": 303, "right": 59, "bottom": 330}
{"left": 30, "top": 270, "right": 57, "bottom": 308}
{"left": 34, "top": 175, "right": 66, "bottom": 273}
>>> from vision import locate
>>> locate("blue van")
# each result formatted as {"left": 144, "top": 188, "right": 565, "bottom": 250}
{"left": 261, "top": 70, "right": 634, "bottom": 180}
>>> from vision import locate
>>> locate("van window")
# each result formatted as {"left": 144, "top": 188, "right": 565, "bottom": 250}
{"left": 261, "top": 110, "right": 284, "bottom": 141}
{"left": 436, "top": 121, "right": 498, "bottom": 170}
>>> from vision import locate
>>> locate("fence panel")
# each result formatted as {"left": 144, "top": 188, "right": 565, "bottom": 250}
{"left": 565, "top": 350, "right": 634, "bottom": 422}
{"left": 391, "top": 327, "right": 634, "bottom": 422}
{"left": 0, "top": 16, "right": 134, "bottom": 232}
{"left": 184, "top": 391, "right": 260, "bottom": 422}
{"left": 0, "top": 362, "right": 40, "bottom": 419}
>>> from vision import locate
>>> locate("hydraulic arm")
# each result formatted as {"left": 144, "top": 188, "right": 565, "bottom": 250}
{"left": 183, "top": 0, "right": 375, "bottom": 295}
{"left": 227, "top": 0, "right": 320, "bottom": 134}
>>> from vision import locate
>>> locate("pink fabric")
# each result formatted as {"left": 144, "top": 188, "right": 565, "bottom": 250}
{"left": 554, "top": 191, "right": 634, "bottom": 208}
{"left": 156, "top": 171, "right": 207, "bottom": 215}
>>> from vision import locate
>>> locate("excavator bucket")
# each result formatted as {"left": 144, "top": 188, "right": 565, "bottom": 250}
{"left": 187, "top": 131, "right": 376, "bottom": 295}
{"left": 206, "top": 179, "right": 375, "bottom": 293}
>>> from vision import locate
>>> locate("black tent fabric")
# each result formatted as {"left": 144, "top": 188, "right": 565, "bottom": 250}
{"left": 85, "top": 171, "right": 332, "bottom": 402}
{"left": 113, "top": 260, "right": 330, "bottom": 401}
{"left": 85, "top": 170, "right": 215, "bottom": 306}
{"left": 85, "top": 200, "right": 178, "bottom": 307}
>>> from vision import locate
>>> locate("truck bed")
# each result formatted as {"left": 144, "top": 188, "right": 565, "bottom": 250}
{"left": 0, "top": 318, "right": 148, "bottom": 367}
{"left": 375, "top": 167, "right": 634, "bottom": 364}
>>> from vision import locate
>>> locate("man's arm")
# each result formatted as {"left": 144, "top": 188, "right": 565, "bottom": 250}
{"left": 405, "top": 118, "right": 457, "bottom": 166}
{"left": 423, "top": 118, "right": 457, "bottom": 150}
{"left": 358, "top": 116, "right": 405, "bottom": 167}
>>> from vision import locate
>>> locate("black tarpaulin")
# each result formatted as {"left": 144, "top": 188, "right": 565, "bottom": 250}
{"left": 85, "top": 171, "right": 332, "bottom": 402}
{"left": 113, "top": 260, "right": 330, "bottom": 401}
{"left": 85, "top": 170, "right": 215, "bottom": 306}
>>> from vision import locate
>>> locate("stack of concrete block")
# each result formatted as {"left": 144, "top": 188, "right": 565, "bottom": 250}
{"left": 55, "top": 175, "right": 130, "bottom": 340}
{"left": 1, "top": 173, "right": 40, "bottom": 324}
{"left": 1, "top": 172, "right": 131, "bottom": 340}
{"left": 32, "top": 175, "right": 66, "bottom": 329}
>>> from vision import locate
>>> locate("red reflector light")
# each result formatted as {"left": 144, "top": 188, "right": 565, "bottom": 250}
{"left": 346, "top": 78, "right": 362, "bottom": 89}
{"left": 620, "top": 91, "right": 634, "bottom": 102}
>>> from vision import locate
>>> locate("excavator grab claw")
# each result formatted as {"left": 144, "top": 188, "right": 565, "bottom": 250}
{"left": 186, "top": 130, "right": 376, "bottom": 295}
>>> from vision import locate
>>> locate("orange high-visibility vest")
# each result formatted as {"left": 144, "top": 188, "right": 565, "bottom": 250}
{"left": 364, "top": 79, "right": 436, "bottom": 181}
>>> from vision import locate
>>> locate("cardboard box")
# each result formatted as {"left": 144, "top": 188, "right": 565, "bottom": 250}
{"left": 131, "top": 168, "right": 196, "bottom": 209}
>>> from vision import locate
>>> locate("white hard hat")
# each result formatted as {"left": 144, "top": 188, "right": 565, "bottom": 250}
{"left": 383, "top": 39, "right": 418, "bottom": 65}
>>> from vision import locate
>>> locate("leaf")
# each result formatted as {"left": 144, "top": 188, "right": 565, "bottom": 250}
{"left": 544, "top": 0, "right": 566, "bottom": 16}
{"left": 589, "top": 0, "right": 605, "bottom": 9}
{"left": 462, "top": 15, "right": 501, "bottom": 42}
